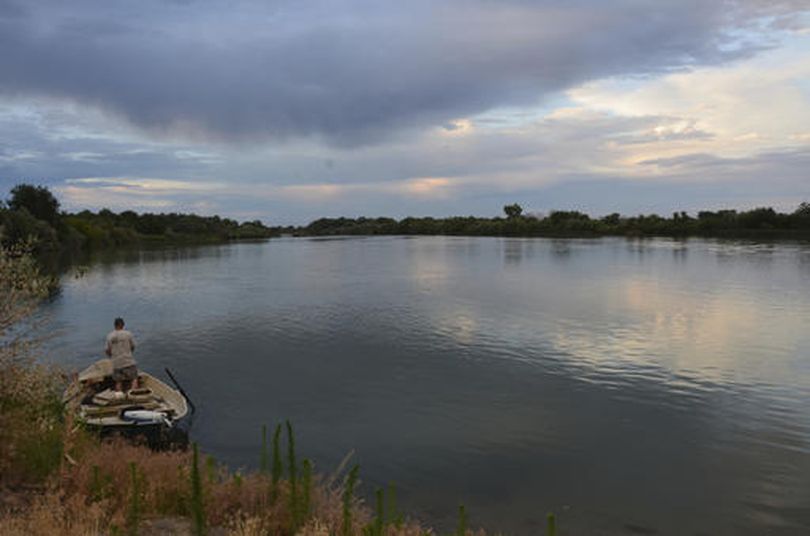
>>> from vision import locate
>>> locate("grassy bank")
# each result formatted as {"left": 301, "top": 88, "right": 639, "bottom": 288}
{"left": 0, "top": 363, "right": 499, "bottom": 536}
{"left": 0, "top": 422, "right": 433, "bottom": 536}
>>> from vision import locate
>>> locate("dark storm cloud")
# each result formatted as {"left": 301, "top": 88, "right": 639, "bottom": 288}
{"left": 0, "top": 0, "right": 796, "bottom": 144}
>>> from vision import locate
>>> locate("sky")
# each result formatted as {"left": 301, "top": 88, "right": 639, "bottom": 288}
{"left": 0, "top": 0, "right": 809, "bottom": 224}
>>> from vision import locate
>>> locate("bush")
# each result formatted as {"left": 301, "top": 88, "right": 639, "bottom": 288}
{"left": 0, "top": 243, "right": 62, "bottom": 483}
{"left": 0, "top": 208, "right": 59, "bottom": 253}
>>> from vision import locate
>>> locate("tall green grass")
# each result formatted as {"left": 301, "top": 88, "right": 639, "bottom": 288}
{"left": 126, "top": 462, "right": 142, "bottom": 536}
{"left": 387, "top": 483, "right": 403, "bottom": 528}
{"left": 271, "top": 423, "right": 282, "bottom": 501}
{"left": 190, "top": 443, "right": 205, "bottom": 536}
{"left": 546, "top": 512, "right": 556, "bottom": 536}
{"left": 342, "top": 464, "right": 360, "bottom": 536}
{"left": 456, "top": 504, "right": 467, "bottom": 536}
{"left": 301, "top": 458, "right": 313, "bottom": 524}
{"left": 260, "top": 424, "right": 269, "bottom": 475}
{"left": 286, "top": 420, "right": 299, "bottom": 523}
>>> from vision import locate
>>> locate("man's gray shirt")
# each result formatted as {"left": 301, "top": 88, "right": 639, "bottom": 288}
{"left": 106, "top": 329, "right": 136, "bottom": 370}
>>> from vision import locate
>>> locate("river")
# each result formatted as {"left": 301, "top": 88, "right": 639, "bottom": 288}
{"left": 41, "top": 236, "right": 810, "bottom": 535}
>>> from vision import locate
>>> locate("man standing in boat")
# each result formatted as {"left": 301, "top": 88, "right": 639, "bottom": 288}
{"left": 105, "top": 317, "right": 139, "bottom": 392}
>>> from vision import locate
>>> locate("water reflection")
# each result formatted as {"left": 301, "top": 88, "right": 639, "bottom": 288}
{"left": 40, "top": 236, "right": 810, "bottom": 535}
{"left": 550, "top": 238, "right": 574, "bottom": 260}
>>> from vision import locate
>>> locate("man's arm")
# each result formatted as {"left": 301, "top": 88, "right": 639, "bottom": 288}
{"left": 105, "top": 334, "right": 112, "bottom": 357}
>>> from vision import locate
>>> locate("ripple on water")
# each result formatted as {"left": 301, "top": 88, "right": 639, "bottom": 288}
{"left": 39, "top": 237, "right": 810, "bottom": 535}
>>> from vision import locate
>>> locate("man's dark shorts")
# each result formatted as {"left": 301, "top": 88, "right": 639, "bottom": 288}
{"left": 112, "top": 365, "right": 138, "bottom": 382}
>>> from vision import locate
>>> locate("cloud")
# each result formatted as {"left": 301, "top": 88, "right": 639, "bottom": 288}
{"left": 0, "top": 0, "right": 804, "bottom": 144}
{"left": 567, "top": 41, "right": 810, "bottom": 155}
{"left": 1, "top": 1, "right": 808, "bottom": 222}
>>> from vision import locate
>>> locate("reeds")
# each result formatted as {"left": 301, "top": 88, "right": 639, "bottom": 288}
{"left": 126, "top": 462, "right": 142, "bottom": 536}
{"left": 456, "top": 504, "right": 467, "bottom": 536}
{"left": 342, "top": 464, "right": 360, "bottom": 536}
{"left": 287, "top": 419, "right": 298, "bottom": 520}
{"left": 271, "top": 423, "right": 282, "bottom": 501}
{"left": 301, "top": 458, "right": 313, "bottom": 522}
{"left": 546, "top": 512, "right": 556, "bottom": 536}
{"left": 191, "top": 443, "right": 206, "bottom": 536}
{"left": 260, "top": 424, "right": 269, "bottom": 475}
{"left": 387, "top": 483, "right": 403, "bottom": 528}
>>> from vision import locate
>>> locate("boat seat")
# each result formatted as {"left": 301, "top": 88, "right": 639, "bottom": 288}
{"left": 83, "top": 401, "right": 163, "bottom": 417}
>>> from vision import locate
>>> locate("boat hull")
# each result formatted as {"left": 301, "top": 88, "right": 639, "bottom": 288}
{"left": 64, "top": 364, "right": 191, "bottom": 449}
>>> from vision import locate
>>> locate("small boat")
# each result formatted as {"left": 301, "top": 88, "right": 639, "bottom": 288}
{"left": 63, "top": 359, "right": 190, "bottom": 446}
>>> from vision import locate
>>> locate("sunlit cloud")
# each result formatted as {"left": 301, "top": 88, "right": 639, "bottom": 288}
{"left": 439, "top": 119, "right": 475, "bottom": 137}
{"left": 404, "top": 177, "right": 453, "bottom": 197}
{"left": 65, "top": 177, "right": 224, "bottom": 192}
{"left": 57, "top": 178, "right": 227, "bottom": 213}
{"left": 565, "top": 37, "right": 810, "bottom": 166}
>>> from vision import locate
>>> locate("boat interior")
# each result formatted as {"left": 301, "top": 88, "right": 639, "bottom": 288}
{"left": 64, "top": 360, "right": 188, "bottom": 426}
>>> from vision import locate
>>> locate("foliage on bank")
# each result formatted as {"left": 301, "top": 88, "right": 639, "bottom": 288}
{"left": 300, "top": 202, "right": 810, "bottom": 239}
{"left": 0, "top": 242, "right": 63, "bottom": 483}
{"left": 0, "top": 184, "right": 279, "bottom": 256}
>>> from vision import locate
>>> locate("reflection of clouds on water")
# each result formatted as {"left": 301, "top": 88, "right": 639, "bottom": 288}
{"left": 40, "top": 235, "right": 810, "bottom": 535}
{"left": 551, "top": 276, "right": 810, "bottom": 392}
{"left": 435, "top": 309, "right": 478, "bottom": 346}
{"left": 405, "top": 236, "right": 810, "bottom": 394}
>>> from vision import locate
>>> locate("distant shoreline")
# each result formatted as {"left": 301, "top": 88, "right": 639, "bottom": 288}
{"left": 4, "top": 185, "right": 810, "bottom": 257}
{"left": 293, "top": 229, "right": 810, "bottom": 241}
{"left": 291, "top": 204, "right": 810, "bottom": 242}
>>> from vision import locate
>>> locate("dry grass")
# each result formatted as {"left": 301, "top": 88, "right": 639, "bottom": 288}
{"left": 0, "top": 491, "right": 107, "bottom": 536}
{"left": 0, "top": 437, "right": 437, "bottom": 536}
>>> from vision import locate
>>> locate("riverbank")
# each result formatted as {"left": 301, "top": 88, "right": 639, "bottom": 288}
{"left": 295, "top": 203, "right": 810, "bottom": 241}
{"left": 0, "top": 184, "right": 280, "bottom": 259}
{"left": 0, "top": 415, "right": 430, "bottom": 536}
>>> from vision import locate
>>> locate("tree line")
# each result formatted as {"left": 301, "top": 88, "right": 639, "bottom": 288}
{"left": 0, "top": 184, "right": 278, "bottom": 255}
{"left": 299, "top": 202, "right": 810, "bottom": 239}
{"left": 3, "top": 184, "right": 810, "bottom": 252}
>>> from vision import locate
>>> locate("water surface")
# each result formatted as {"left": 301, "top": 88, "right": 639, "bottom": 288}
{"left": 42, "top": 236, "right": 810, "bottom": 535}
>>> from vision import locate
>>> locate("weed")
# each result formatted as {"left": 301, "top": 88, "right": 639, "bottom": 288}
{"left": 342, "top": 464, "right": 360, "bottom": 536}
{"left": 89, "top": 464, "right": 113, "bottom": 502}
{"left": 260, "top": 424, "right": 269, "bottom": 475}
{"left": 302, "top": 458, "right": 313, "bottom": 523}
{"left": 387, "top": 483, "right": 403, "bottom": 528}
{"left": 126, "top": 462, "right": 142, "bottom": 536}
{"left": 271, "top": 422, "right": 282, "bottom": 501}
{"left": 287, "top": 419, "right": 298, "bottom": 518}
{"left": 374, "top": 487, "right": 385, "bottom": 536}
{"left": 190, "top": 443, "right": 206, "bottom": 536}
{"left": 456, "top": 504, "right": 467, "bottom": 536}
{"left": 206, "top": 455, "right": 217, "bottom": 485}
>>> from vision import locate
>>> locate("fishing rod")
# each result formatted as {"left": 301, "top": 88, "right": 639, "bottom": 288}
{"left": 165, "top": 367, "right": 197, "bottom": 415}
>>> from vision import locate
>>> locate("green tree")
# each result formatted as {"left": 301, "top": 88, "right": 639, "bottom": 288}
{"left": 0, "top": 208, "right": 59, "bottom": 252}
{"left": 503, "top": 203, "right": 523, "bottom": 219}
{"left": 8, "top": 184, "right": 61, "bottom": 226}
